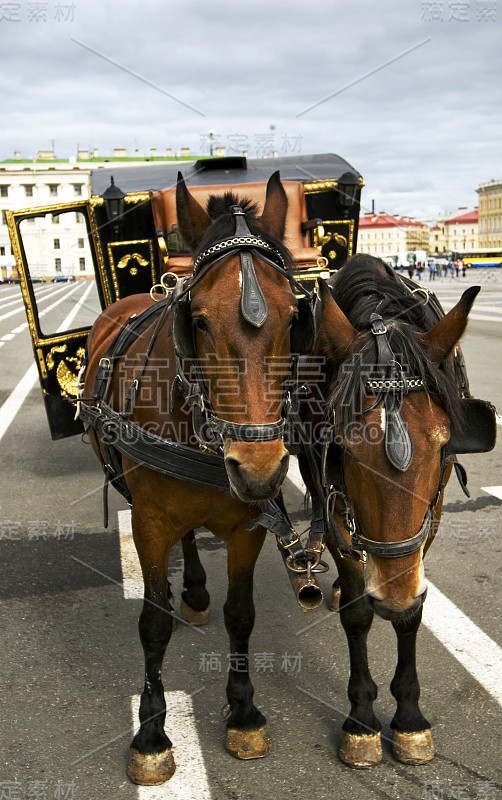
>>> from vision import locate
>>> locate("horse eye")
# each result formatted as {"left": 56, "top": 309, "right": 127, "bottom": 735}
{"left": 193, "top": 317, "right": 209, "bottom": 334}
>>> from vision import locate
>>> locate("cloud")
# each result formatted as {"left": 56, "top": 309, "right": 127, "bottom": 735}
{"left": 0, "top": 0, "right": 500, "bottom": 217}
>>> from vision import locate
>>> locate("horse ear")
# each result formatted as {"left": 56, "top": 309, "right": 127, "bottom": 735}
{"left": 258, "top": 171, "right": 288, "bottom": 240}
{"left": 176, "top": 172, "right": 212, "bottom": 250}
{"left": 418, "top": 286, "right": 480, "bottom": 364}
{"left": 318, "top": 278, "right": 360, "bottom": 362}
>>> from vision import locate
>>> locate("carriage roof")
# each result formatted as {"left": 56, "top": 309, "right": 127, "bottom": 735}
{"left": 90, "top": 153, "right": 362, "bottom": 195}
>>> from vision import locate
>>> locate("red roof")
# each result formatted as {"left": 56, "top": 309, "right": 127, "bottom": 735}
{"left": 359, "top": 213, "right": 427, "bottom": 229}
{"left": 445, "top": 209, "right": 478, "bottom": 225}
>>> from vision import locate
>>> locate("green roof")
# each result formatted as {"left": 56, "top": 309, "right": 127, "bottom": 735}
{"left": 2, "top": 155, "right": 205, "bottom": 165}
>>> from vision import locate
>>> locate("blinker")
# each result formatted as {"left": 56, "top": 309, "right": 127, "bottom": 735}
{"left": 230, "top": 205, "right": 269, "bottom": 328}
{"left": 369, "top": 312, "right": 413, "bottom": 471}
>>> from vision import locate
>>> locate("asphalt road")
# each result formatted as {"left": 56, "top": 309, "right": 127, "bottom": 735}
{"left": 0, "top": 273, "right": 501, "bottom": 800}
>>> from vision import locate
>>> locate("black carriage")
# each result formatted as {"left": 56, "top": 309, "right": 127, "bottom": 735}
{"left": 6, "top": 153, "right": 363, "bottom": 440}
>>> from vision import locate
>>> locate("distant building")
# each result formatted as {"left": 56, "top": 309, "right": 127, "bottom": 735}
{"left": 477, "top": 179, "right": 502, "bottom": 248}
{"left": 0, "top": 147, "right": 196, "bottom": 280}
{"left": 429, "top": 208, "right": 479, "bottom": 255}
{"left": 357, "top": 212, "right": 430, "bottom": 260}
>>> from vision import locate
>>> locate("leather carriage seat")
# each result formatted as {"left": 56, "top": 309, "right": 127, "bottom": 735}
{"left": 150, "top": 181, "right": 323, "bottom": 276}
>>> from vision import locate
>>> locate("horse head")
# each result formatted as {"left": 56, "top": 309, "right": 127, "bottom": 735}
{"left": 318, "top": 257, "right": 479, "bottom": 620}
{"left": 174, "top": 171, "right": 303, "bottom": 502}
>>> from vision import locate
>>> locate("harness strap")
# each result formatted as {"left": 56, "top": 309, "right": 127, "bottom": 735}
{"left": 79, "top": 400, "right": 230, "bottom": 492}
{"left": 121, "top": 297, "right": 173, "bottom": 417}
{"left": 246, "top": 499, "right": 304, "bottom": 560}
{"left": 91, "top": 299, "right": 172, "bottom": 405}
{"left": 350, "top": 509, "right": 432, "bottom": 559}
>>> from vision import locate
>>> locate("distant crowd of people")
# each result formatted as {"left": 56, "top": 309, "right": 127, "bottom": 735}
{"left": 406, "top": 260, "right": 466, "bottom": 281}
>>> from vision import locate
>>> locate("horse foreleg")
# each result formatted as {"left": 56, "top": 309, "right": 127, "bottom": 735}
{"left": 336, "top": 566, "right": 382, "bottom": 768}
{"left": 325, "top": 532, "right": 383, "bottom": 769}
{"left": 221, "top": 522, "right": 271, "bottom": 760}
{"left": 390, "top": 608, "right": 434, "bottom": 764}
{"left": 180, "top": 530, "right": 210, "bottom": 626}
{"left": 127, "top": 514, "right": 177, "bottom": 785}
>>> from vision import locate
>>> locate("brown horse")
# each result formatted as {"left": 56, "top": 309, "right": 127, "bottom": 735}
{"left": 80, "top": 172, "right": 309, "bottom": 784}
{"left": 308, "top": 254, "right": 487, "bottom": 768}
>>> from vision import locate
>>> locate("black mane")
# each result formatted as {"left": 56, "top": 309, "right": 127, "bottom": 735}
{"left": 326, "top": 254, "right": 464, "bottom": 430}
{"left": 193, "top": 191, "right": 295, "bottom": 271}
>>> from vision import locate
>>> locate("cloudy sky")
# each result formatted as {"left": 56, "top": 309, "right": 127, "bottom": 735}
{"left": 1, "top": 0, "right": 500, "bottom": 219}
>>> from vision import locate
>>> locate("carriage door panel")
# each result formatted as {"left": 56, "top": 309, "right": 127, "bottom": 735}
{"left": 6, "top": 203, "right": 104, "bottom": 439}
{"left": 89, "top": 193, "right": 162, "bottom": 303}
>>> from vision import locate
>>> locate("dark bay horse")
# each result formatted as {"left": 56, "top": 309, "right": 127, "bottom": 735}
{"left": 309, "top": 254, "right": 484, "bottom": 768}
{"left": 81, "top": 173, "right": 309, "bottom": 784}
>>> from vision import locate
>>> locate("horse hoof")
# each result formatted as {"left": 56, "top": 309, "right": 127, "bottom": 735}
{"left": 181, "top": 598, "right": 210, "bottom": 626}
{"left": 226, "top": 726, "right": 272, "bottom": 760}
{"left": 392, "top": 729, "right": 435, "bottom": 764}
{"left": 329, "top": 585, "right": 341, "bottom": 611}
{"left": 127, "top": 747, "right": 176, "bottom": 785}
{"left": 339, "top": 731, "right": 382, "bottom": 768}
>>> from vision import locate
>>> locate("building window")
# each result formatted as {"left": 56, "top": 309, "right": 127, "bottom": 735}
{"left": 73, "top": 184, "right": 83, "bottom": 197}
{"left": 52, "top": 213, "right": 59, "bottom": 224}
{"left": 0, "top": 185, "right": 9, "bottom": 197}
{"left": 75, "top": 212, "right": 84, "bottom": 223}
{"left": 54, "top": 239, "right": 60, "bottom": 250}
{"left": 55, "top": 258, "right": 62, "bottom": 272}
{"left": 79, "top": 257, "right": 86, "bottom": 271}
{"left": 0, "top": 246, "right": 5, "bottom": 256}
{"left": 48, "top": 184, "right": 58, "bottom": 197}
{"left": 1, "top": 211, "right": 7, "bottom": 225}
{"left": 77, "top": 237, "right": 85, "bottom": 248}
{"left": 23, "top": 185, "right": 35, "bottom": 197}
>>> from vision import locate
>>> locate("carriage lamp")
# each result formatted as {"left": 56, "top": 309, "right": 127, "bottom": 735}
{"left": 337, "top": 171, "right": 359, "bottom": 217}
{"left": 101, "top": 176, "right": 126, "bottom": 237}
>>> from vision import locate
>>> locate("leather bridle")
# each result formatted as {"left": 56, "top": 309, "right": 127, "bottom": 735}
{"left": 300, "top": 309, "right": 453, "bottom": 563}
{"left": 167, "top": 205, "right": 314, "bottom": 453}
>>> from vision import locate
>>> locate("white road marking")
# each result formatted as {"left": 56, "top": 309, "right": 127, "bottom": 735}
{"left": 0, "top": 283, "right": 77, "bottom": 322}
{"left": 130, "top": 692, "right": 211, "bottom": 800}
{"left": 422, "top": 583, "right": 502, "bottom": 706}
{"left": 118, "top": 509, "right": 144, "bottom": 599}
{"left": 0, "top": 294, "right": 27, "bottom": 311}
{"left": 444, "top": 303, "right": 502, "bottom": 314}
{"left": 287, "top": 457, "right": 307, "bottom": 494}
{"left": 0, "top": 362, "right": 40, "bottom": 443}
{"left": 0, "top": 287, "right": 22, "bottom": 301}
{"left": 287, "top": 468, "right": 502, "bottom": 708}
{"left": 482, "top": 486, "right": 502, "bottom": 501}
{"left": 0, "top": 282, "right": 94, "bottom": 443}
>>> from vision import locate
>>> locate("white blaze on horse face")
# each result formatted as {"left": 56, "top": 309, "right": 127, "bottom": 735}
{"left": 364, "top": 547, "right": 427, "bottom": 612}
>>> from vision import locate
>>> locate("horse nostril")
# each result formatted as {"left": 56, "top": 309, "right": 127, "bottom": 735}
{"left": 224, "top": 447, "right": 289, "bottom": 502}
{"left": 225, "top": 456, "right": 241, "bottom": 478}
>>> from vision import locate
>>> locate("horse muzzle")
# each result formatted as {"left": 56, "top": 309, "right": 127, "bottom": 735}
{"left": 368, "top": 586, "right": 428, "bottom": 622}
{"left": 224, "top": 441, "right": 290, "bottom": 502}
